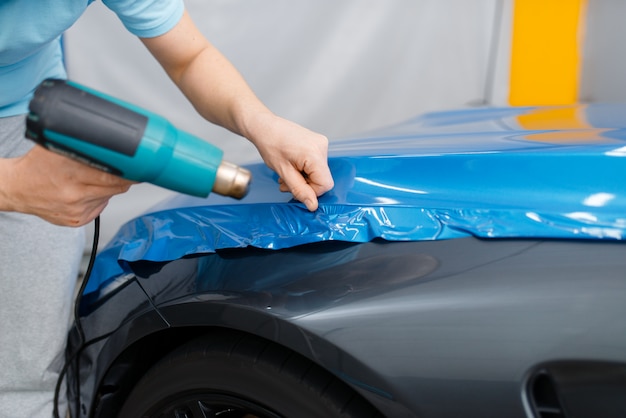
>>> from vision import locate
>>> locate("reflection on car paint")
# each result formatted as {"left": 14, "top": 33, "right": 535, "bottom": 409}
{"left": 87, "top": 104, "right": 626, "bottom": 298}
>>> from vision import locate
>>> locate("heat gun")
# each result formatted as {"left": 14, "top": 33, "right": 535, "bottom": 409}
{"left": 25, "top": 79, "right": 251, "bottom": 199}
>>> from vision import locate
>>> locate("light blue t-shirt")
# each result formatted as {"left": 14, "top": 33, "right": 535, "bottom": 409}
{"left": 0, "top": 0, "right": 184, "bottom": 117}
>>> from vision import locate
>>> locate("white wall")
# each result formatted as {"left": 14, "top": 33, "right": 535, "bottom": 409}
{"left": 63, "top": 0, "right": 509, "bottom": 246}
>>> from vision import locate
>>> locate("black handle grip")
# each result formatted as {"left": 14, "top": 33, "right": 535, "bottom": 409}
{"left": 26, "top": 79, "right": 147, "bottom": 157}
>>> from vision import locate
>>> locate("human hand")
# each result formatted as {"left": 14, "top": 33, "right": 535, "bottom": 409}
{"left": 247, "top": 113, "right": 334, "bottom": 211}
{"left": 141, "top": 12, "right": 333, "bottom": 209}
{"left": 0, "top": 145, "right": 134, "bottom": 226}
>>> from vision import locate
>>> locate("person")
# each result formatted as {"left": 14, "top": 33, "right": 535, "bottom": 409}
{"left": 0, "top": 1, "right": 334, "bottom": 417}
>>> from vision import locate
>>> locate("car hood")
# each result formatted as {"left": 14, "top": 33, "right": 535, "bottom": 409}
{"left": 88, "top": 104, "right": 626, "bottom": 295}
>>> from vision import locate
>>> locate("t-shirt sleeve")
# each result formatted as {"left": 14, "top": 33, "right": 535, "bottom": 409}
{"left": 101, "top": 0, "right": 184, "bottom": 38}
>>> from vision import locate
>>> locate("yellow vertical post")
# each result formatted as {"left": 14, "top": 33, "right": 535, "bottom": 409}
{"left": 509, "top": 0, "right": 587, "bottom": 106}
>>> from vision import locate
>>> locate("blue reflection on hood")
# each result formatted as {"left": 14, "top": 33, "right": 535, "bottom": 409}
{"left": 87, "top": 104, "right": 626, "bottom": 296}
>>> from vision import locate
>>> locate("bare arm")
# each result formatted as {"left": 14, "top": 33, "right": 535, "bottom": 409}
{"left": 140, "top": 10, "right": 334, "bottom": 210}
{"left": 0, "top": 8, "right": 332, "bottom": 227}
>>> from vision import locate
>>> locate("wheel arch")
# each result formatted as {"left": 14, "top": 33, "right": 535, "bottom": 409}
{"left": 88, "top": 299, "right": 393, "bottom": 417}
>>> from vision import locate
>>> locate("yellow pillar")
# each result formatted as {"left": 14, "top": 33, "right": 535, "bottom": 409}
{"left": 509, "top": 0, "right": 587, "bottom": 106}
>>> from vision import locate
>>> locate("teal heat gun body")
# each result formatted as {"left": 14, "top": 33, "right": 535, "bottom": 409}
{"left": 25, "top": 79, "right": 251, "bottom": 199}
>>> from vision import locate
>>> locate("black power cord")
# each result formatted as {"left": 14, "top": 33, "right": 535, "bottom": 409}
{"left": 53, "top": 215, "right": 100, "bottom": 418}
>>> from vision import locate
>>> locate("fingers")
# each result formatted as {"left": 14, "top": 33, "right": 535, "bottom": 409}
{"left": 7, "top": 146, "right": 135, "bottom": 227}
{"left": 249, "top": 116, "right": 334, "bottom": 211}
{"left": 48, "top": 170, "right": 133, "bottom": 226}
{"left": 277, "top": 161, "right": 334, "bottom": 211}
{"left": 279, "top": 169, "right": 319, "bottom": 211}
{"left": 40, "top": 197, "right": 111, "bottom": 227}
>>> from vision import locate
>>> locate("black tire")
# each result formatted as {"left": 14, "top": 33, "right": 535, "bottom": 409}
{"left": 118, "top": 331, "right": 382, "bottom": 418}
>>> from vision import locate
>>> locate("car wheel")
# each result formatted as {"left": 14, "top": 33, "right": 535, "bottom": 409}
{"left": 117, "top": 331, "right": 381, "bottom": 418}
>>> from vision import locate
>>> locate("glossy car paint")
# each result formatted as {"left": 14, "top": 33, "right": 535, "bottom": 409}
{"left": 89, "top": 104, "right": 626, "bottom": 294}
{"left": 68, "top": 105, "right": 626, "bottom": 418}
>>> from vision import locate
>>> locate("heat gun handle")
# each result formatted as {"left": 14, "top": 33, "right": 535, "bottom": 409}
{"left": 26, "top": 79, "right": 146, "bottom": 175}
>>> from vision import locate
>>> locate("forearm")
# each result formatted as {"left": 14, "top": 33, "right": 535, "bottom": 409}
{"left": 0, "top": 158, "right": 18, "bottom": 212}
{"left": 141, "top": 9, "right": 334, "bottom": 210}
{"left": 141, "top": 11, "right": 271, "bottom": 142}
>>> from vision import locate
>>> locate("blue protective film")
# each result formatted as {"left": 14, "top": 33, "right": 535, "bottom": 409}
{"left": 87, "top": 104, "right": 626, "bottom": 295}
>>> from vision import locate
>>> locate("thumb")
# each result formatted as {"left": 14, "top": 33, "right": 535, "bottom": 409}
{"left": 280, "top": 167, "right": 319, "bottom": 211}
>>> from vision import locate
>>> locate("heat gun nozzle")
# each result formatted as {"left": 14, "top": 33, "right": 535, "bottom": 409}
{"left": 213, "top": 161, "right": 251, "bottom": 199}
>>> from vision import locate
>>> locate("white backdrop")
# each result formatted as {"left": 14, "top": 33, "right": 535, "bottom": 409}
{"left": 63, "top": 0, "right": 511, "bottom": 246}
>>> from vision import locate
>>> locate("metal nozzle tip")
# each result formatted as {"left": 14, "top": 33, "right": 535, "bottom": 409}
{"left": 213, "top": 161, "right": 251, "bottom": 199}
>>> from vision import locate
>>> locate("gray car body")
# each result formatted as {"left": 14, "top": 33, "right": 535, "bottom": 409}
{"left": 68, "top": 105, "right": 626, "bottom": 418}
